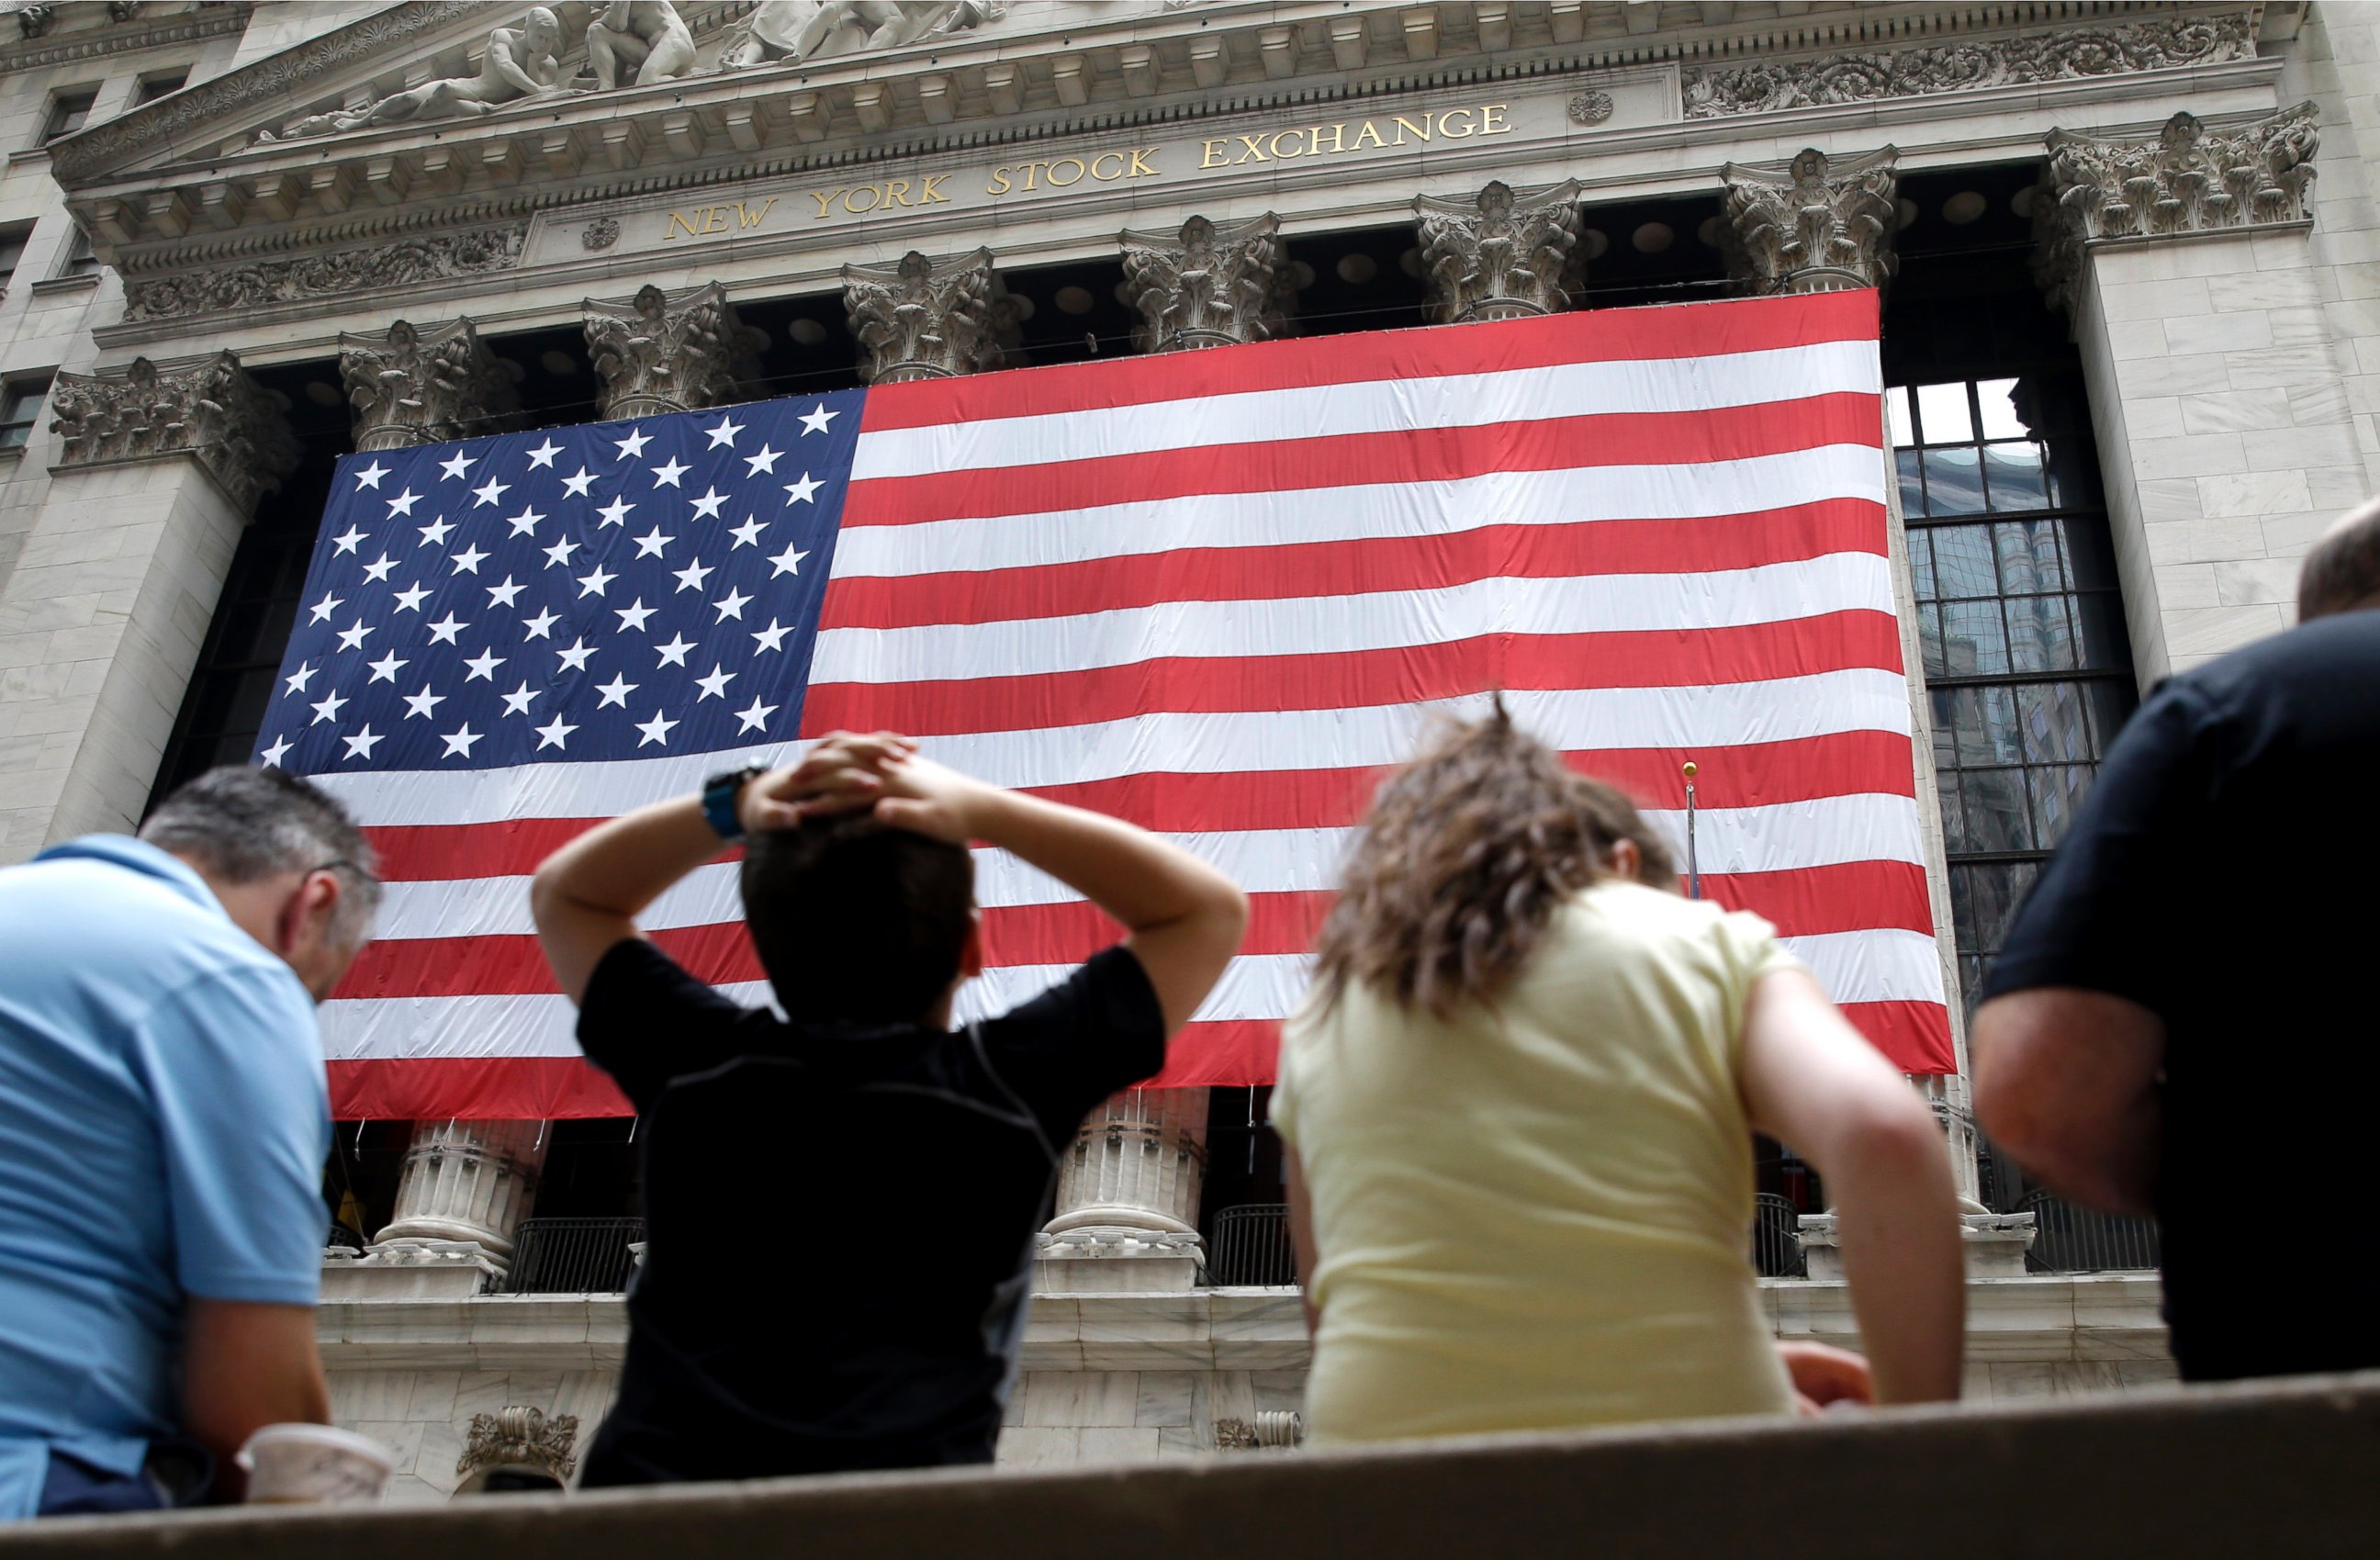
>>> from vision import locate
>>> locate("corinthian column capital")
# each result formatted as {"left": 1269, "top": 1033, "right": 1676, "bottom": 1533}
{"left": 1719, "top": 145, "right": 1901, "bottom": 296}
{"left": 840, "top": 248, "right": 1016, "bottom": 383}
{"left": 338, "top": 317, "right": 522, "bottom": 453}
{"left": 2035, "top": 103, "right": 2319, "bottom": 309}
{"left": 1119, "top": 212, "right": 1296, "bottom": 354}
{"left": 46, "top": 351, "right": 298, "bottom": 517}
{"left": 1413, "top": 178, "right": 1585, "bottom": 322}
{"left": 583, "top": 281, "right": 762, "bottom": 421}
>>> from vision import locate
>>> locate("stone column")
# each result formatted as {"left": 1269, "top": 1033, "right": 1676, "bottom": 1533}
{"left": 1119, "top": 213, "right": 1296, "bottom": 353}
{"left": 582, "top": 280, "right": 760, "bottom": 420}
{"left": 337, "top": 317, "right": 522, "bottom": 452}
{"left": 0, "top": 353, "right": 297, "bottom": 859}
{"left": 373, "top": 1119, "right": 548, "bottom": 1262}
{"left": 1037, "top": 1090, "right": 1207, "bottom": 1292}
{"left": 840, "top": 248, "right": 1017, "bottom": 383}
{"left": 1718, "top": 146, "right": 1901, "bottom": 295}
{"left": 1412, "top": 178, "right": 1586, "bottom": 322}
{"left": 2035, "top": 104, "right": 2345, "bottom": 680}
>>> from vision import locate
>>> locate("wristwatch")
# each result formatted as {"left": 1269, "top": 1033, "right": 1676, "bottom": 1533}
{"left": 702, "top": 763, "right": 769, "bottom": 842}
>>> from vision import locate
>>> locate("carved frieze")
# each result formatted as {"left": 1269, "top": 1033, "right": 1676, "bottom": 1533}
{"left": 585, "top": 281, "right": 762, "bottom": 418}
{"left": 120, "top": 225, "right": 527, "bottom": 324}
{"left": 2036, "top": 105, "right": 2320, "bottom": 309}
{"left": 1682, "top": 13, "right": 2254, "bottom": 118}
{"left": 1414, "top": 179, "right": 1584, "bottom": 323}
{"left": 47, "top": 352, "right": 300, "bottom": 516}
{"left": 1720, "top": 147, "right": 1900, "bottom": 296}
{"left": 842, "top": 249, "right": 1015, "bottom": 383}
{"left": 339, "top": 318, "right": 522, "bottom": 452}
{"left": 458, "top": 1407, "right": 578, "bottom": 1484}
{"left": 1120, "top": 213, "right": 1294, "bottom": 354}
{"left": 718, "top": 0, "right": 1006, "bottom": 70}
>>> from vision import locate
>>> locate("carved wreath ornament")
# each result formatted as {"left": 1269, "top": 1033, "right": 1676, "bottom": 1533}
{"left": 1566, "top": 92, "right": 1613, "bottom": 126}
{"left": 458, "top": 1407, "right": 578, "bottom": 1482}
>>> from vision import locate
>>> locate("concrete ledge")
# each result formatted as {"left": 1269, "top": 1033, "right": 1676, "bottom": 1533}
{"left": 17, "top": 1373, "right": 2378, "bottom": 1559}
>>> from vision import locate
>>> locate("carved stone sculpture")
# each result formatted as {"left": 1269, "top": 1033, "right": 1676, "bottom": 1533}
{"left": 587, "top": 0, "right": 696, "bottom": 89}
{"left": 1682, "top": 13, "right": 2254, "bottom": 118}
{"left": 259, "top": 7, "right": 569, "bottom": 141}
{"left": 842, "top": 250, "right": 1015, "bottom": 383}
{"left": 457, "top": 1407, "right": 578, "bottom": 1484}
{"left": 1719, "top": 146, "right": 1900, "bottom": 296}
{"left": 121, "top": 226, "right": 527, "bottom": 325}
{"left": 1413, "top": 179, "right": 1585, "bottom": 323}
{"left": 2035, "top": 104, "right": 2319, "bottom": 309}
{"left": 46, "top": 352, "right": 300, "bottom": 517}
{"left": 584, "top": 281, "right": 761, "bottom": 419}
{"left": 717, "top": 0, "right": 1004, "bottom": 69}
{"left": 339, "top": 318, "right": 523, "bottom": 453}
{"left": 1120, "top": 214, "right": 1294, "bottom": 354}
{"left": 5, "top": 2, "right": 54, "bottom": 41}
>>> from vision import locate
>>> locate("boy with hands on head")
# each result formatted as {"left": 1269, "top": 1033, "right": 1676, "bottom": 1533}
{"left": 530, "top": 731, "right": 1247, "bottom": 1487}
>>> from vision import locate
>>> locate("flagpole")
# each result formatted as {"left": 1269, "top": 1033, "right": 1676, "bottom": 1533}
{"left": 1682, "top": 760, "right": 1700, "bottom": 900}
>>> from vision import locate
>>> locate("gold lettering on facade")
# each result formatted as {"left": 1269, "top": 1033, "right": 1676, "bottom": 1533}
{"left": 919, "top": 174, "right": 950, "bottom": 204}
{"left": 1353, "top": 121, "right": 1386, "bottom": 150}
{"left": 1128, "top": 148, "right": 1158, "bottom": 176}
{"left": 1392, "top": 113, "right": 1432, "bottom": 144}
{"left": 1311, "top": 122, "right": 1348, "bottom": 153}
{"left": 1269, "top": 129, "right": 1305, "bottom": 158}
{"left": 1439, "top": 107, "right": 1477, "bottom": 138}
{"left": 664, "top": 210, "right": 702, "bottom": 241}
{"left": 1236, "top": 134, "right": 1270, "bottom": 162}
{"left": 1201, "top": 139, "right": 1229, "bottom": 169}
{"left": 1047, "top": 157, "right": 1087, "bottom": 187}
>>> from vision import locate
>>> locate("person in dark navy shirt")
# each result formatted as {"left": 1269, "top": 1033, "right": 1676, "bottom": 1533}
{"left": 1975, "top": 499, "right": 2380, "bottom": 1382}
{"left": 529, "top": 733, "right": 1246, "bottom": 1485}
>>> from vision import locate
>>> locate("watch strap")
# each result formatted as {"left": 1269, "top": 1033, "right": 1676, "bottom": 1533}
{"left": 702, "top": 764, "right": 767, "bottom": 841}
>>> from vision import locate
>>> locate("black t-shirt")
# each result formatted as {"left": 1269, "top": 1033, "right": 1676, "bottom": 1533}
{"left": 1982, "top": 612, "right": 2380, "bottom": 1381}
{"left": 570, "top": 939, "right": 1166, "bottom": 1487}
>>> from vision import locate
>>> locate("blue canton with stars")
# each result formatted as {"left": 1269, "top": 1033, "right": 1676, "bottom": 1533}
{"left": 255, "top": 392, "right": 863, "bottom": 773}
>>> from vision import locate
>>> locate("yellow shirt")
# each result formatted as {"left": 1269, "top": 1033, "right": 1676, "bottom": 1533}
{"left": 1272, "top": 881, "right": 1799, "bottom": 1444}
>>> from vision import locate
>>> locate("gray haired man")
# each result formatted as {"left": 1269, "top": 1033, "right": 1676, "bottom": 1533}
{"left": 0, "top": 768, "right": 380, "bottom": 1518}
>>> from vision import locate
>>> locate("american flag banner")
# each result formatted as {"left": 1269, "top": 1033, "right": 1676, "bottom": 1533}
{"left": 264, "top": 289, "right": 1955, "bottom": 1121}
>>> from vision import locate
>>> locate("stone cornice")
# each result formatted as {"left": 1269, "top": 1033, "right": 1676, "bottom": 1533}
{"left": 57, "top": 1, "right": 2259, "bottom": 268}
{"left": 0, "top": 0, "right": 249, "bottom": 76}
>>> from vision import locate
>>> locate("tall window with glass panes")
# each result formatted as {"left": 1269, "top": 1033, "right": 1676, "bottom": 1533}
{"left": 1887, "top": 376, "right": 2137, "bottom": 1013}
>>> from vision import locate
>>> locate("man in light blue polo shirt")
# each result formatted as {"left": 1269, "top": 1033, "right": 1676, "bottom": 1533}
{"left": 0, "top": 767, "right": 381, "bottom": 1518}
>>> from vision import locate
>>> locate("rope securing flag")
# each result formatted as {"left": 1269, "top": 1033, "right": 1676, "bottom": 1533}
{"left": 259, "top": 290, "right": 1956, "bottom": 1120}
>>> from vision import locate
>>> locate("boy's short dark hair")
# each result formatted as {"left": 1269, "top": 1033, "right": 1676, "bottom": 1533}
{"left": 739, "top": 814, "right": 975, "bottom": 1025}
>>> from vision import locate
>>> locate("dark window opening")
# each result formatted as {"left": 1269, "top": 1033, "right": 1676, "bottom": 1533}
{"left": 0, "top": 375, "right": 51, "bottom": 451}
{"left": 0, "top": 224, "right": 31, "bottom": 292}
{"left": 998, "top": 254, "right": 1137, "bottom": 368}
{"left": 39, "top": 87, "right": 97, "bottom": 145}
{"left": 1571, "top": 192, "right": 1731, "bottom": 312}
{"left": 1283, "top": 224, "right": 1430, "bottom": 339}
{"left": 134, "top": 71, "right": 189, "bottom": 106}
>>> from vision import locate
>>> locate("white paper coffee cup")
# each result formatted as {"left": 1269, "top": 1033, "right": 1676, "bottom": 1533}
{"left": 236, "top": 1424, "right": 394, "bottom": 1505}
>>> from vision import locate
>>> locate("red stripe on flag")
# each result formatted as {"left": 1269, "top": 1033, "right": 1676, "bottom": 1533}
{"left": 329, "top": 1058, "right": 631, "bottom": 1121}
{"left": 801, "top": 614, "right": 1907, "bottom": 736}
{"left": 842, "top": 394, "right": 1882, "bottom": 527}
{"left": 858, "top": 290, "right": 1881, "bottom": 430}
{"left": 359, "top": 731, "right": 1920, "bottom": 881}
{"left": 819, "top": 504, "right": 1887, "bottom": 630}
{"left": 337, "top": 862, "right": 1933, "bottom": 1001}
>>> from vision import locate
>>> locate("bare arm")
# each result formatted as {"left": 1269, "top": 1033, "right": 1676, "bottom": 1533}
{"left": 1285, "top": 1145, "right": 1319, "bottom": 1337}
{"left": 181, "top": 1299, "right": 330, "bottom": 1502}
{"left": 484, "top": 31, "right": 546, "bottom": 96}
{"left": 1741, "top": 969, "right": 1963, "bottom": 1405}
{"left": 1971, "top": 988, "right": 2163, "bottom": 1218}
{"left": 530, "top": 735, "right": 903, "bottom": 1004}
{"left": 869, "top": 751, "right": 1249, "bottom": 1033}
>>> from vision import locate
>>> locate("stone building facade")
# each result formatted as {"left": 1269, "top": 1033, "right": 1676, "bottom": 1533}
{"left": 0, "top": 0, "right": 2367, "bottom": 1504}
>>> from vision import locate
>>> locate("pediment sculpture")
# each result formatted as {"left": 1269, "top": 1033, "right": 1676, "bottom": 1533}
{"left": 259, "top": 6, "right": 576, "bottom": 142}
{"left": 718, "top": 0, "right": 1005, "bottom": 69}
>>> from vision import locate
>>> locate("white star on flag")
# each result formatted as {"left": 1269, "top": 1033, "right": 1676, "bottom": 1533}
{"left": 543, "top": 536, "right": 582, "bottom": 568}
{"left": 635, "top": 711, "right": 679, "bottom": 747}
{"left": 595, "top": 497, "right": 634, "bottom": 528}
{"left": 354, "top": 461, "right": 389, "bottom": 490}
{"left": 612, "top": 427, "right": 650, "bottom": 460}
{"left": 649, "top": 457, "right": 690, "bottom": 488}
{"left": 694, "top": 665, "right": 735, "bottom": 701}
{"left": 704, "top": 416, "right": 745, "bottom": 449}
{"left": 767, "top": 544, "right": 808, "bottom": 578}
{"left": 471, "top": 477, "right": 510, "bottom": 508}
{"left": 309, "top": 691, "right": 347, "bottom": 724}
{"left": 392, "top": 584, "right": 431, "bottom": 612}
{"left": 632, "top": 527, "right": 673, "bottom": 558}
{"left": 654, "top": 634, "right": 695, "bottom": 668}
{"left": 334, "top": 621, "right": 374, "bottom": 652}
{"left": 751, "top": 619, "right": 791, "bottom": 654}
{"left": 799, "top": 403, "right": 837, "bottom": 435}
{"left": 556, "top": 638, "right": 597, "bottom": 672}
{"left": 525, "top": 439, "right": 564, "bottom": 469}
{"left": 727, "top": 517, "right": 766, "bottom": 549}
{"left": 331, "top": 525, "right": 366, "bottom": 555}
{"left": 342, "top": 726, "right": 384, "bottom": 760}
{"left": 744, "top": 445, "right": 781, "bottom": 476}
{"left": 449, "top": 544, "right": 489, "bottom": 575}
{"left": 283, "top": 662, "right": 316, "bottom": 695}
{"left": 577, "top": 565, "right": 616, "bottom": 598}
{"left": 735, "top": 697, "right": 777, "bottom": 733}
{"left": 673, "top": 558, "right": 713, "bottom": 593}
{"left": 689, "top": 488, "right": 729, "bottom": 521}
{"left": 560, "top": 468, "right": 598, "bottom": 499}
{"left": 594, "top": 673, "right": 638, "bottom": 708}
{"left": 260, "top": 735, "right": 292, "bottom": 767}
{"left": 427, "top": 613, "right": 468, "bottom": 645}
{"left": 487, "top": 576, "right": 526, "bottom": 609}
{"left": 437, "top": 451, "right": 475, "bottom": 481}
{"left": 403, "top": 687, "right": 444, "bottom": 719}
{"left": 784, "top": 473, "right": 823, "bottom": 504}
{"left": 441, "top": 725, "right": 483, "bottom": 759}
{"left": 504, "top": 507, "right": 545, "bottom": 538}
{"left": 309, "top": 593, "right": 344, "bottom": 623}
{"left": 417, "top": 518, "right": 455, "bottom": 547}
{"left": 535, "top": 715, "right": 577, "bottom": 751}
{"left": 463, "top": 648, "right": 504, "bottom": 681}
{"left": 387, "top": 488, "right": 421, "bottom": 517}
{"left": 361, "top": 555, "right": 398, "bottom": 583}
{"left": 615, "top": 599, "right": 657, "bottom": 633}
{"left": 366, "top": 651, "right": 407, "bottom": 683}
{"left": 522, "top": 607, "right": 561, "bottom": 640}
{"left": 500, "top": 681, "right": 540, "bottom": 716}
{"left": 712, "top": 588, "right": 752, "bottom": 622}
